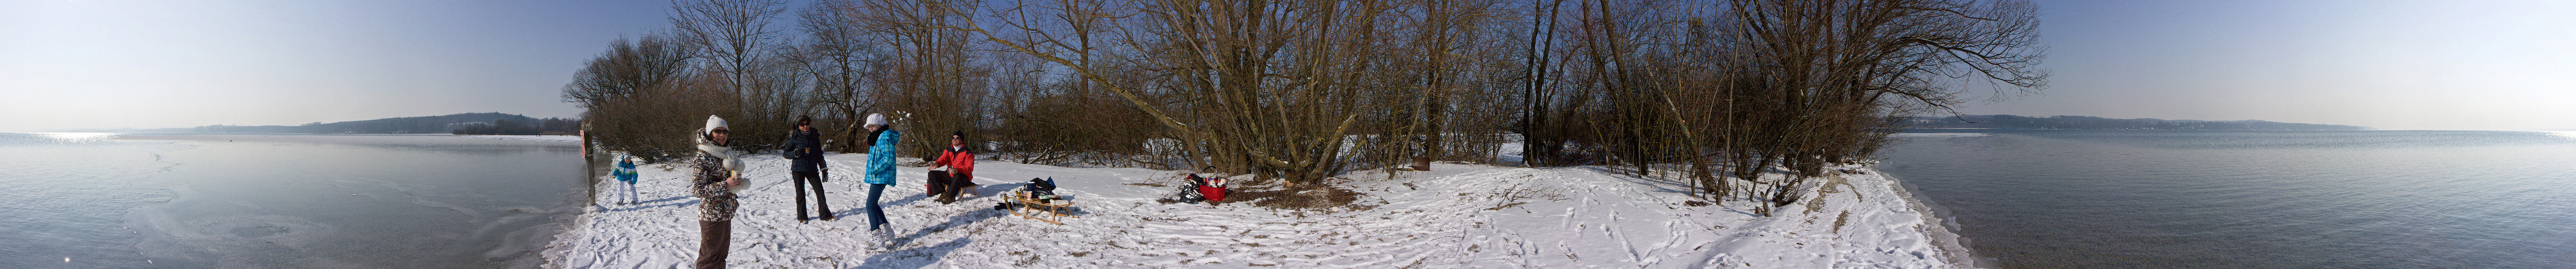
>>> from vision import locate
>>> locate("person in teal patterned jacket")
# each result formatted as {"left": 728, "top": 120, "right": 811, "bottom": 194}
{"left": 859, "top": 113, "right": 901, "bottom": 249}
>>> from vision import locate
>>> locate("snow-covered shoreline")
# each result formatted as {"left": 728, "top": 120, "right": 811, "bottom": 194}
{"left": 542, "top": 153, "right": 1973, "bottom": 268}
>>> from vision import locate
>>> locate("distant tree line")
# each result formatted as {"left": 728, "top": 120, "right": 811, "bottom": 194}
{"left": 1907, "top": 115, "right": 2373, "bottom": 130}
{"left": 564, "top": 0, "right": 2048, "bottom": 215}
{"left": 157, "top": 113, "right": 580, "bottom": 134}
{"left": 450, "top": 118, "right": 584, "bottom": 135}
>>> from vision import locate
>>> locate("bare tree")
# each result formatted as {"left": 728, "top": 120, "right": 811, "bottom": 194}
{"left": 1470, "top": 0, "right": 2045, "bottom": 215}
{"left": 954, "top": 0, "right": 1366, "bottom": 184}
{"left": 801, "top": 0, "right": 879, "bottom": 152}
{"left": 672, "top": 0, "right": 790, "bottom": 95}
{"left": 836, "top": 0, "right": 990, "bottom": 158}
{"left": 1712, "top": 0, "right": 2046, "bottom": 215}
{"left": 568, "top": 0, "right": 2046, "bottom": 214}
{"left": 563, "top": 33, "right": 693, "bottom": 109}
{"left": 566, "top": 32, "right": 704, "bottom": 161}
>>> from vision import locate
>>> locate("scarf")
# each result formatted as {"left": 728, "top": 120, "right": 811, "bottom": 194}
{"left": 698, "top": 136, "right": 748, "bottom": 192}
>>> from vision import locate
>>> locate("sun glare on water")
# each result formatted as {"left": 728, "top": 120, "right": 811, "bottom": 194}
{"left": 36, "top": 132, "right": 119, "bottom": 142}
{"left": 2545, "top": 132, "right": 2576, "bottom": 141}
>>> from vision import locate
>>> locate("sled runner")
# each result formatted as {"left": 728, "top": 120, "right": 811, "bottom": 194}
{"left": 1003, "top": 177, "right": 1075, "bottom": 225}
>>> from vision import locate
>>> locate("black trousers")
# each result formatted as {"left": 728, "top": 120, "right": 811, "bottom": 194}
{"left": 929, "top": 171, "right": 972, "bottom": 199}
{"left": 697, "top": 220, "right": 731, "bottom": 268}
{"left": 792, "top": 171, "right": 831, "bottom": 220}
{"left": 927, "top": 171, "right": 950, "bottom": 196}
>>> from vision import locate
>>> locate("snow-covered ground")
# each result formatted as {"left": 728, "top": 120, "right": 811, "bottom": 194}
{"left": 544, "top": 153, "right": 1972, "bottom": 268}
{"left": 466, "top": 135, "right": 584, "bottom": 142}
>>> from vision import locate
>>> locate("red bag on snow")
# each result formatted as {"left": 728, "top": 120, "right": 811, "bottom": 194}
{"left": 1198, "top": 185, "right": 1227, "bottom": 201}
{"left": 1192, "top": 175, "right": 1228, "bottom": 202}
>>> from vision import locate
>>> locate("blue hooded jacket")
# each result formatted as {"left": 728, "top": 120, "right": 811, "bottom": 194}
{"left": 864, "top": 129, "right": 901, "bottom": 184}
{"left": 614, "top": 158, "right": 638, "bottom": 183}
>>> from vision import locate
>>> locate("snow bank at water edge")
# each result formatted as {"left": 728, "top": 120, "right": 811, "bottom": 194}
{"left": 543, "top": 153, "right": 1971, "bottom": 268}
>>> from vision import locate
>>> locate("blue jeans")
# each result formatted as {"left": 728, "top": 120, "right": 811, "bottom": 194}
{"left": 865, "top": 183, "right": 888, "bottom": 231}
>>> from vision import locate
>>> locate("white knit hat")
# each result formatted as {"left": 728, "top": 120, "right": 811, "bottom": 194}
{"left": 865, "top": 113, "right": 888, "bottom": 127}
{"left": 703, "top": 115, "right": 729, "bottom": 135}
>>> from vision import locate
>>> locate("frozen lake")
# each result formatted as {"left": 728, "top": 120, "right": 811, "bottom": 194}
{"left": 0, "top": 133, "right": 586, "bottom": 268}
{"left": 1879, "top": 129, "right": 2576, "bottom": 268}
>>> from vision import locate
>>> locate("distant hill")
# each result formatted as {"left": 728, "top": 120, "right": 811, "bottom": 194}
{"left": 1904, "top": 115, "right": 2373, "bottom": 130}
{"left": 134, "top": 113, "right": 580, "bottom": 134}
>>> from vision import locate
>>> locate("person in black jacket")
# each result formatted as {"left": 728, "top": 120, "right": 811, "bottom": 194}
{"left": 783, "top": 116, "right": 835, "bottom": 223}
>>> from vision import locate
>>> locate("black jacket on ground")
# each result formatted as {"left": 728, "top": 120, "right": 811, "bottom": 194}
{"left": 783, "top": 129, "right": 825, "bottom": 172}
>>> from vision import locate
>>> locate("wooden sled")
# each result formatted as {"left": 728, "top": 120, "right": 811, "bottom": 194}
{"left": 1009, "top": 191, "right": 1076, "bottom": 225}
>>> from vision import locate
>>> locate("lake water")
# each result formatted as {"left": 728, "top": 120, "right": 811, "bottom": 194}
{"left": 1878, "top": 129, "right": 2576, "bottom": 268}
{"left": 0, "top": 133, "right": 587, "bottom": 268}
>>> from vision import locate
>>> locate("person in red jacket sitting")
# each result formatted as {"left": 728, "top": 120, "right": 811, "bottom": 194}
{"left": 927, "top": 131, "right": 977, "bottom": 204}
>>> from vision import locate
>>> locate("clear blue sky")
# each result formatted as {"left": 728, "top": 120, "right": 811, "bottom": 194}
{"left": 3, "top": 1, "right": 2570, "bottom": 132}
{"left": 1, "top": 0, "right": 668, "bottom": 132}
{"left": 1958, "top": 0, "right": 2576, "bottom": 130}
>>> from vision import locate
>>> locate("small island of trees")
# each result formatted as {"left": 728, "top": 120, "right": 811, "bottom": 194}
{"left": 565, "top": 0, "right": 2047, "bottom": 215}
